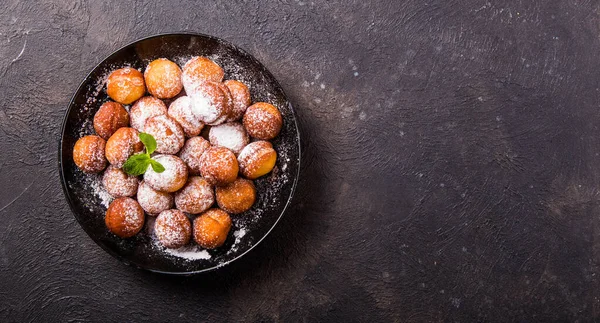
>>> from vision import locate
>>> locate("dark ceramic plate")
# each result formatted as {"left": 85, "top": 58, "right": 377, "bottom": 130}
{"left": 59, "top": 33, "right": 300, "bottom": 274}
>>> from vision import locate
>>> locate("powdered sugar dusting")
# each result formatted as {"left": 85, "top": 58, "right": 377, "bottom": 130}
{"left": 174, "top": 176, "right": 214, "bottom": 214}
{"left": 144, "top": 155, "right": 187, "bottom": 192}
{"left": 163, "top": 245, "right": 212, "bottom": 260}
{"left": 89, "top": 176, "right": 113, "bottom": 208}
{"left": 129, "top": 96, "right": 168, "bottom": 132}
{"left": 144, "top": 115, "right": 185, "bottom": 154}
{"left": 227, "top": 226, "right": 247, "bottom": 254}
{"left": 137, "top": 180, "right": 173, "bottom": 215}
{"left": 209, "top": 122, "right": 249, "bottom": 154}
{"left": 102, "top": 166, "right": 138, "bottom": 197}
{"left": 145, "top": 58, "right": 182, "bottom": 99}
{"left": 168, "top": 96, "right": 204, "bottom": 137}
{"left": 154, "top": 209, "right": 191, "bottom": 248}
{"left": 178, "top": 136, "right": 211, "bottom": 175}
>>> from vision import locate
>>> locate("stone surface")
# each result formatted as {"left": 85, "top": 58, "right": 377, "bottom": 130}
{"left": 1, "top": 0, "right": 600, "bottom": 321}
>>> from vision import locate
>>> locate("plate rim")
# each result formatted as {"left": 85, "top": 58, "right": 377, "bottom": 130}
{"left": 58, "top": 32, "right": 301, "bottom": 275}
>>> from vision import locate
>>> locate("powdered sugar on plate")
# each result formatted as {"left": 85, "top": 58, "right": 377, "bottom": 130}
{"left": 163, "top": 245, "right": 212, "bottom": 260}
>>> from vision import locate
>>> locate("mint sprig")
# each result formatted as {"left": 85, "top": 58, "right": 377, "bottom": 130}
{"left": 122, "top": 132, "right": 165, "bottom": 176}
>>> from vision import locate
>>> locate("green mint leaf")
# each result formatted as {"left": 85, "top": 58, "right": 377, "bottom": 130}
{"left": 122, "top": 154, "right": 151, "bottom": 176}
{"left": 149, "top": 159, "right": 165, "bottom": 173}
{"left": 139, "top": 132, "right": 157, "bottom": 155}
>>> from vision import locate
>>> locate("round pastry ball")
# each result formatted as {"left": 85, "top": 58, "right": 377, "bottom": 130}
{"left": 106, "top": 67, "right": 146, "bottom": 105}
{"left": 105, "top": 127, "right": 144, "bottom": 168}
{"left": 208, "top": 122, "right": 249, "bottom": 154}
{"left": 178, "top": 136, "right": 211, "bottom": 175}
{"left": 237, "top": 141, "right": 277, "bottom": 179}
{"left": 154, "top": 209, "right": 191, "bottom": 249}
{"left": 199, "top": 146, "right": 239, "bottom": 186}
{"left": 73, "top": 135, "right": 107, "bottom": 173}
{"left": 93, "top": 101, "right": 129, "bottom": 140}
{"left": 216, "top": 177, "right": 256, "bottom": 214}
{"left": 143, "top": 115, "right": 185, "bottom": 154}
{"left": 193, "top": 208, "right": 231, "bottom": 249}
{"left": 102, "top": 165, "right": 139, "bottom": 197}
{"left": 207, "top": 83, "right": 234, "bottom": 126}
{"left": 182, "top": 56, "right": 224, "bottom": 94}
{"left": 168, "top": 96, "right": 204, "bottom": 137}
{"left": 129, "top": 96, "right": 168, "bottom": 132}
{"left": 188, "top": 81, "right": 232, "bottom": 125}
{"left": 144, "top": 58, "right": 183, "bottom": 99}
{"left": 224, "top": 80, "right": 251, "bottom": 122}
{"left": 174, "top": 176, "right": 214, "bottom": 214}
{"left": 144, "top": 155, "right": 188, "bottom": 193}
{"left": 137, "top": 180, "right": 173, "bottom": 215}
{"left": 243, "top": 102, "right": 283, "bottom": 140}
{"left": 105, "top": 197, "right": 145, "bottom": 238}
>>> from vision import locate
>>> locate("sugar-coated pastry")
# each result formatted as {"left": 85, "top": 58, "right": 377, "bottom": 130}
{"left": 243, "top": 102, "right": 282, "bottom": 140}
{"left": 104, "top": 127, "right": 144, "bottom": 168}
{"left": 93, "top": 101, "right": 129, "bottom": 140}
{"left": 73, "top": 135, "right": 107, "bottom": 173}
{"left": 208, "top": 122, "right": 249, "bottom": 154}
{"left": 237, "top": 141, "right": 277, "bottom": 179}
{"left": 199, "top": 146, "right": 239, "bottom": 186}
{"left": 168, "top": 96, "right": 204, "bottom": 137}
{"left": 178, "top": 136, "right": 211, "bottom": 175}
{"left": 188, "top": 81, "right": 232, "bottom": 125}
{"left": 102, "top": 165, "right": 139, "bottom": 197}
{"left": 129, "top": 96, "right": 168, "bottom": 132}
{"left": 182, "top": 56, "right": 224, "bottom": 94}
{"left": 215, "top": 177, "right": 256, "bottom": 214}
{"left": 105, "top": 197, "right": 145, "bottom": 238}
{"left": 137, "top": 180, "right": 174, "bottom": 215}
{"left": 144, "top": 58, "right": 183, "bottom": 99}
{"left": 106, "top": 67, "right": 146, "bottom": 105}
{"left": 223, "top": 80, "right": 251, "bottom": 122}
{"left": 174, "top": 176, "right": 214, "bottom": 214}
{"left": 144, "top": 155, "right": 188, "bottom": 193}
{"left": 154, "top": 209, "right": 191, "bottom": 249}
{"left": 193, "top": 208, "right": 231, "bottom": 249}
{"left": 143, "top": 115, "right": 185, "bottom": 154}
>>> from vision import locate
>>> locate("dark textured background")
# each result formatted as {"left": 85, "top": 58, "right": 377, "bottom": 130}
{"left": 1, "top": 0, "right": 599, "bottom": 321}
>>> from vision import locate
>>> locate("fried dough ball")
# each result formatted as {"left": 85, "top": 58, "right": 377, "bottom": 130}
{"left": 224, "top": 80, "right": 251, "bottom": 122}
{"left": 207, "top": 83, "right": 234, "bottom": 126}
{"left": 178, "top": 136, "right": 211, "bottom": 175}
{"left": 208, "top": 122, "right": 249, "bottom": 154}
{"left": 143, "top": 115, "right": 185, "bottom": 154}
{"left": 129, "top": 96, "right": 168, "bottom": 132}
{"left": 199, "top": 146, "right": 239, "bottom": 186}
{"left": 237, "top": 141, "right": 277, "bottom": 179}
{"left": 243, "top": 102, "right": 283, "bottom": 140}
{"left": 73, "top": 135, "right": 107, "bottom": 173}
{"left": 174, "top": 176, "right": 214, "bottom": 214}
{"left": 154, "top": 209, "right": 191, "bottom": 248}
{"left": 168, "top": 96, "right": 204, "bottom": 137}
{"left": 102, "top": 165, "right": 139, "bottom": 197}
{"left": 105, "top": 197, "right": 145, "bottom": 238}
{"left": 182, "top": 56, "right": 224, "bottom": 94}
{"left": 188, "top": 81, "right": 232, "bottom": 125}
{"left": 93, "top": 101, "right": 129, "bottom": 140}
{"left": 144, "top": 155, "right": 188, "bottom": 193}
{"left": 144, "top": 58, "right": 183, "bottom": 99}
{"left": 137, "top": 180, "right": 174, "bottom": 216}
{"left": 215, "top": 177, "right": 256, "bottom": 214}
{"left": 104, "top": 127, "right": 144, "bottom": 168}
{"left": 193, "top": 208, "right": 231, "bottom": 249}
{"left": 106, "top": 67, "right": 146, "bottom": 105}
